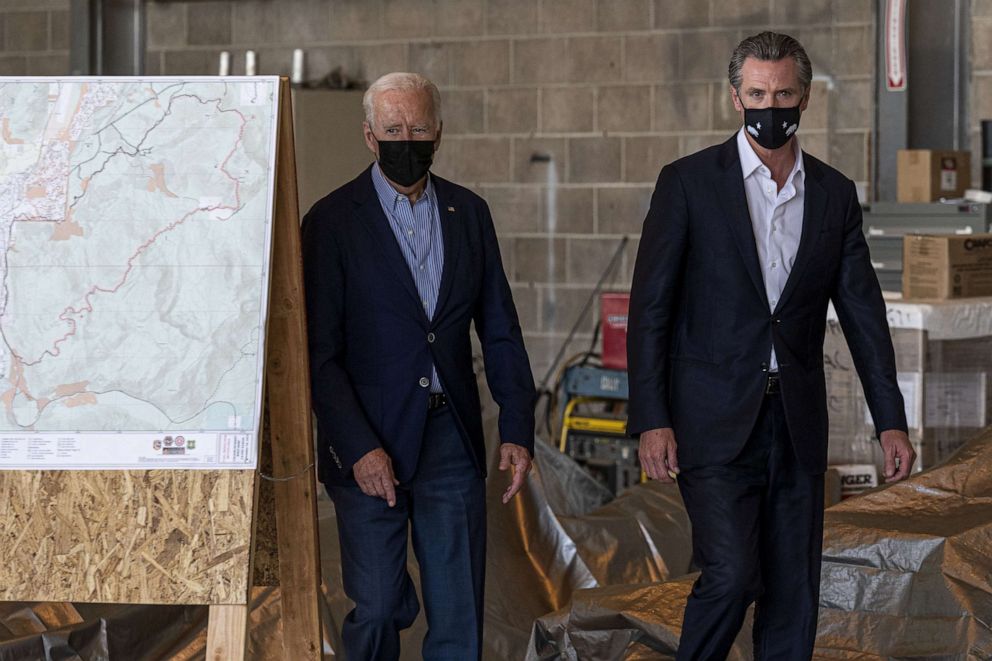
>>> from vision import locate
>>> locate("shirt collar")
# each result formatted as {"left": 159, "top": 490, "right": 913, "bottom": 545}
{"left": 371, "top": 161, "right": 435, "bottom": 212}
{"left": 736, "top": 126, "right": 804, "bottom": 185}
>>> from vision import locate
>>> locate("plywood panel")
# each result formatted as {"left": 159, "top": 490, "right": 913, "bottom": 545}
{"left": 0, "top": 470, "right": 255, "bottom": 604}
{"left": 251, "top": 402, "right": 280, "bottom": 588}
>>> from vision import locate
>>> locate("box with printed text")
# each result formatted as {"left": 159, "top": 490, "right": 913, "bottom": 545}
{"left": 902, "top": 234, "right": 992, "bottom": 300}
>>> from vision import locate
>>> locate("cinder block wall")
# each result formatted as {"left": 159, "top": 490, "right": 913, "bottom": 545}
{"left": 8, "top": 0, "right": 882, "bottom": 379}
{"left": 971, "top": 0, "right": 992, "bottom": 185}
{"left": 0, "top": 0, "right": 70, "bottom": 75}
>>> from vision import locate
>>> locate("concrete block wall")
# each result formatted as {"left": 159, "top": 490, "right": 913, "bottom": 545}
{"left": 12, "top": 0, "right": 881, "bottom": 379}
{"left": 0, "top": 0, "right": 70, "bottom": 76}
{"left": 972, "top": 0, "right": 992, "bottom": 186}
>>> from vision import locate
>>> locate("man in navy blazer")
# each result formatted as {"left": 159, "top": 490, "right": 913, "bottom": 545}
{"left": 302, "top": 72, "right": 536, "bottom": 660}
{"left": 627, "top": 33, "right": 916, "bottom": 659}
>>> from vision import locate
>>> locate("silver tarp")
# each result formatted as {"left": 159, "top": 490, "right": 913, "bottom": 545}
{"left": 529, "top": 427, "right": 992, "bottom": 660}
{"left": 3, "top": 423, "right": 990, "bottom": 659}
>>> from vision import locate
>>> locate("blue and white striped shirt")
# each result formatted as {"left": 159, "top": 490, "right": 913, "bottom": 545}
{"left": 371, "top": 162, "right": 445, "bottom": 392}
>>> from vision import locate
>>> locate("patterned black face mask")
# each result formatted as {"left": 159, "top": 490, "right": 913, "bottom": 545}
{"left": 739, "top": 101, "right": 801, "bottom": 150}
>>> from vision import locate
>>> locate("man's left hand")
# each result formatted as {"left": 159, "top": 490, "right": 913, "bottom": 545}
{"left": 880, "top": 429, "right": 916, "bottom": 483}
{"left": 498, "top": 443, "right": 532, "bottom": 504}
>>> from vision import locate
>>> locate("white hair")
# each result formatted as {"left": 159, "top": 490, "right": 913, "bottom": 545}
{"left": 363, "top": 72, "right": 442, "bottom": 130}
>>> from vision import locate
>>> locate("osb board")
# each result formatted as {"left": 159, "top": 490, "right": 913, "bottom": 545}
{"left": 0, "top": 469, "right": 256, "bottom": 605}
{"left": 252, "top": 402, "right": 280, "bottom": 588}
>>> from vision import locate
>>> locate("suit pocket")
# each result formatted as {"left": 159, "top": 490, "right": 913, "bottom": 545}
{"left": 670, "top": 353, "right": 720, "bottom": 367}
{"left": 820, "top": 210, "right": 843, "bottom": 234}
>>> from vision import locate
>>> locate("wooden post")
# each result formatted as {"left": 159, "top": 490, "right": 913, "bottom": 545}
{"left": 262, "top": 77, "right": 323, "bottom": 660}
{"left": 205, "top": 76, "right": 322, "bottom": 660}
{"left": 206, "top": 604, "right": 249, "bottom": 660}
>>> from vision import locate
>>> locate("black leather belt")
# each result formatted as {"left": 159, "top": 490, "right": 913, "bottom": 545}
{"left": 765, "top": 373, "right": 781, "bottom": 395}
{"left": 428, "top": 392, "right": 448, "bottom": 410}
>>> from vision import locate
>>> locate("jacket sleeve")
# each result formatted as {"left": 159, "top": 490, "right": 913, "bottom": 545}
{"left": 472, "top": 200, "right": 537, "bottom": 454}
{"left": 830, "top": 181, "right": 908, "bottom": 437}
{"left": 626, "top": 164, "right": 690, "bottom": 436}
{"left": 301, "top": 207, "right": 382, "bottom": 473}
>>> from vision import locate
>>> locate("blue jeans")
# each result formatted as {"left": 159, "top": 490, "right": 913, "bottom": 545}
{"left": 327, "top": 406, "right": 487, "bottom": 661}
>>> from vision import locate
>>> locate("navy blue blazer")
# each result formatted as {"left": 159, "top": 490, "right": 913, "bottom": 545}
{"left": 626, "top": 135, "right": 908, "bottom": 474}
{"left": 302, "top": 165, "right": 536, "bottom": 486}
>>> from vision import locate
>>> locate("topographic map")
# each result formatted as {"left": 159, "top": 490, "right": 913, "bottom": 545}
{"left": 0, "top": 77, "right": 279, "bottom": 469}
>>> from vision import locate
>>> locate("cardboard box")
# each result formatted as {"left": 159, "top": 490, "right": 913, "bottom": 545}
{"left": 897, "top": 149, "right": 971, "bottom": 202}
{"left": 600, "top": 292, "right": 630, "bottom": 370}
{"left": 824, "top": 311, "right": 992, "bottom": 471}
{"left": 832, "top": 464, "right": 879, "bottom": 499}
{"left": 902, "top": 234, "right": 992, "bottom": 299}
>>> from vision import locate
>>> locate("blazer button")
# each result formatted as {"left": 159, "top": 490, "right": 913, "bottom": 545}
{"left": 427, "top": 332, "right": 436, "bottom": 343}
{"left": 419, "top": 377, "right": 430, "bottom": 388}
{"left": 774, "top": 318, "right": 782, "bottom": 324}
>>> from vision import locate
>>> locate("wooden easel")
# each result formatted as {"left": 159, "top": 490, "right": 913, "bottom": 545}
{"left": 0, "top": 78, "right": 321, "bottom": 660}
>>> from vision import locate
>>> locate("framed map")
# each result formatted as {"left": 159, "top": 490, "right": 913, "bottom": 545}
{"left": 0, "top": 77, "right": 280, "bottom": 469}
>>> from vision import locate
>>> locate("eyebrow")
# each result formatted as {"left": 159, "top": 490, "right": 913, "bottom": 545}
{"left": 744, "top": 85, "right": 797, "bottom": 94}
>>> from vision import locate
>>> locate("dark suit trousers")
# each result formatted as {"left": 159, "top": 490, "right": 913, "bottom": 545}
{"left": 327, "top": 406, "right": 487, "bottom": 661}
{"left": 676, "top": 389, "right": 824, "bottom": 661}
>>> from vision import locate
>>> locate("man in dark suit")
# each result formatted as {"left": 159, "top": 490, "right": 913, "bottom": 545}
{"left": 627, "top": 32, "right": 916, "bottom": 659}
{"left": 302, "top": 72, "right": 536, "bottom": 661}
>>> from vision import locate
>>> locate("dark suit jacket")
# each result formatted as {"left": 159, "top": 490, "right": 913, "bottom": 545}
{"left": 626, "top": 135, "right": 908, "bottom": 474}
{"left": 302, "top": 165, "right": 536, "bottom": 486}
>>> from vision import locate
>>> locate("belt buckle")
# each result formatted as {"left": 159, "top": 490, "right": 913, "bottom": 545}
{"left": 428, "top": 393, "right": 447, "bottom": 410}
{"left": 765, "top": 373, "right": 780, "bottom": 394}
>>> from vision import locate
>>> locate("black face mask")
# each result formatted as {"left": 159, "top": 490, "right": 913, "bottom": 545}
{"left": 373, "top": 136, "right": 435, "bottom": 187}
{"left": 739, "top": 98, "right": 801, "bottom": 150}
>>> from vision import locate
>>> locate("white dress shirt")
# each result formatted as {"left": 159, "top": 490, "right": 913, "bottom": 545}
{"left": 736, "top": 127, "right": 805, "bottom": 372}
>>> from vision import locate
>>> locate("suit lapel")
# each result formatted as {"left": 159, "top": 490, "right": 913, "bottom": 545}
{"left": 774, "top": 156, "right": 827, "bottom": 313}
{"left": 717, "top": 139, "right": 767, "bottom": 304}
{"left": 353, "top": 170, "right": 429, "bottom": 322}
{"left": 432, "top": 177, "right": 461, "bottom": 319}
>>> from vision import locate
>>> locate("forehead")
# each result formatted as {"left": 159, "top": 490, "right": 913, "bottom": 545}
{"left": 740, "top": 56, "right": 800, "bottom": 89}
{"left": 373, "top": 88, "right": 435, "bottom": 122}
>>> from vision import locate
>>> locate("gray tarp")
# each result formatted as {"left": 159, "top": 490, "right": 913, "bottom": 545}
{"left": 529, "top": 428, "right": 992, "bottom": 660}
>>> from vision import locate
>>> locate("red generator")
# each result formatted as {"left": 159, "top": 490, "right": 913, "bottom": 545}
{"left": 600, "top": 292, "right": 630, "bottom": 370}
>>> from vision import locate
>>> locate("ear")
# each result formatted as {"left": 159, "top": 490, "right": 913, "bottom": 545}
{"left": 362, "top": 121, "right": 378, "bottom": 156}
{"left": 730, "top": 86, "right": 744, "bottom": 113}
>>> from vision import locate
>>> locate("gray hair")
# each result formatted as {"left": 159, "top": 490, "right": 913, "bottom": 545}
{"left": 363, "top": 72, "right": 442, "bottom": 130}
{"left": 728, "top": 31, "right": 812, "bottom": 94}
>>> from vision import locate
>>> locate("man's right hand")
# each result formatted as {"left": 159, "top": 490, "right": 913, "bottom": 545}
{"left": 639, "top": 427, "right": 680, "bottom": 483}
{"left": 353, "top": 448, "right": 399, "bottom": 507}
